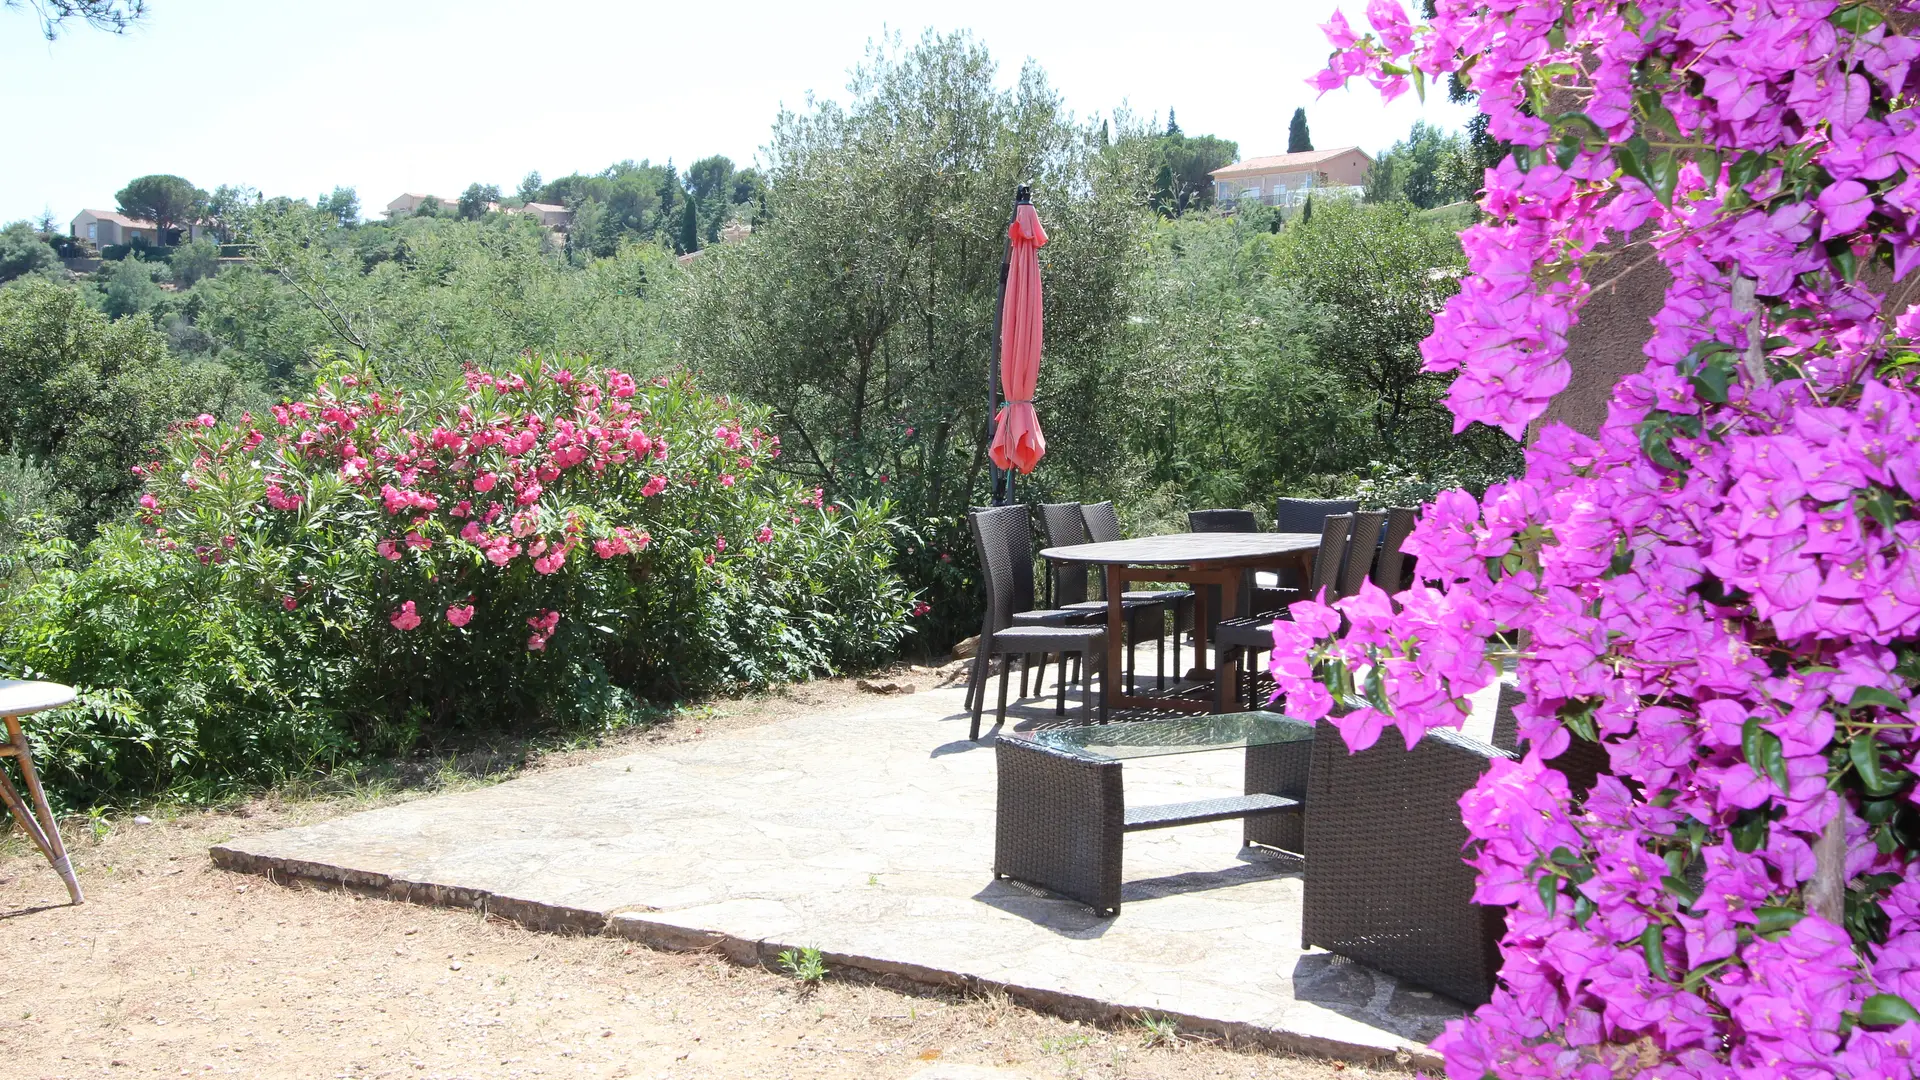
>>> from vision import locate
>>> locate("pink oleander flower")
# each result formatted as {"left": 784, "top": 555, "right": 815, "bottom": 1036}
{"left": 446, "top": 604, "right": 474, "bottom": 627}
{"left": 389, "top": 601, "right": 421, "bottom": 631}
{"left": 641, "top": 475, "right": 668, "bottom": 497}
{"left": 525, "top": 610, "right": 559, "bottom": 651}
{"left": 282, "top": 596, "right": 297, "bottom": 611}
{"left": 756, "top": 526, "right": 773, "bottom": 544}
{"left": 195, "top": 413, "right": 217, "bottom": 428}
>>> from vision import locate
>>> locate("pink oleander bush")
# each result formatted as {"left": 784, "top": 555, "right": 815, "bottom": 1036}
{"left": 1274, "top": 1, "right": 1920, "bottom": 1076}
{"left": 0, "top": 355, "right": 910, "bottom": 803}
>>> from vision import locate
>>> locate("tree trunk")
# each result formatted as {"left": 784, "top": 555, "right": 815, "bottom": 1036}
{"left": 1806, "top": 806, "right": 1848, "bottom": 926}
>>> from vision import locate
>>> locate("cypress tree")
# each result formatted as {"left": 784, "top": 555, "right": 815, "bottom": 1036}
{"left": 1166, "top": 109, "right": 1181, "bottom": 137}
{"left": 678, "top": 194, "right": 698, "bottom": 254}
{"left": 1288, "top": 108, "right": 1313, "bottom": 153}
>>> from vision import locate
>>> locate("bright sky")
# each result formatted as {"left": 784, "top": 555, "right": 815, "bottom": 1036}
{"left": 0, "top": 0, "right": 1477, "bottom": 226}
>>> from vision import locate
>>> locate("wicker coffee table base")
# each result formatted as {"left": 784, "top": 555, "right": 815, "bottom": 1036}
{"left": 992, "top": 737, "right": 1308, "bottom": 916}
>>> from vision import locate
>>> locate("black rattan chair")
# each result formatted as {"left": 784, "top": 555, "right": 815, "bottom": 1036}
{"left": 1034, "top": 503, "right": 1167, "bottom": 696}
{"left": 1274, "top": 497, "right": 1358, "bottom": 535}
{"left": 1335, "top": 510, "right": 1387, "bottom": 601}
{"left": 1211, "top": 513, "right": 1353, "bottom": 710}
{"left": 1081, "top": 501, "right": 1194, "bottom": 679}
{"left": 1187, "top": 508, "right": 1258, "bottom": 533}
{"left": 1373, "top": 507, "right": 1418, "bottom": 593}
{"left": 1271, "top": 497, "right": 1359, "bottom": 591}
{"left": 965, "top": 506, "right": 1107, "bottom": 740}
{"left": 1187, "top": 509, "right": 1258, "bottom": 638}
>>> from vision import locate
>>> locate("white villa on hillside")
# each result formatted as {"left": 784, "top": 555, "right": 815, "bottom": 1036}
{"left": 514, "top": 202, "right": 572, "bottom": 229}
{"left": 1212, "top": 147, "right": 1373, "bottom": 209}
{"left": 386, "top": 193, "right": 453, "bottom": 217}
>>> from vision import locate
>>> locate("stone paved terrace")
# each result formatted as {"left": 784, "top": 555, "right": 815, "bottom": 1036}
{"left": 213, "top": 670, "right": 1485, "bottom": 1064}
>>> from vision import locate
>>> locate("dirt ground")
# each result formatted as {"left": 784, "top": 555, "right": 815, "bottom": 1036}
{"left": 0, "top": 674, "right": 1399, "bottom": 1080}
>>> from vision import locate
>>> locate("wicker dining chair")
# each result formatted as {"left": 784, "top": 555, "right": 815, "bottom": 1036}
{"left": 1185, "top": 508, "right": 1258, "bottom": 638}
{"left": 964, "top": 505, "right": 1106, "bottom": 716}
{"left": 1034, "top": 503, "right": 1167, "bottom": 696}
{"left": 1335, "top": 511, "right": 1387, "bottom": 601}
{"left": 1187, "top": 508, "right": 1258, "bottom": 533}
{"left": 1273, "top": 497, "right": 1359, "bottom": 535}
{"left": 965, "top": 506, "right": 1108, "bottom": 739}
{"left": 1210, "top": 513, "right": 1354, "bottom": 711}
{"left": 1080, "top": 501, "right": 1194, "bottom": 678}
{"left": 1372, "top": 507, "right": 1419, "bottom": 593}
{"left": 1271, "top": 497, "right": 1359, "bottom": 591}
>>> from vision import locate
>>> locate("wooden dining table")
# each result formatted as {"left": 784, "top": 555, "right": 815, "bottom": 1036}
{"left": 1037, "top": 533, "right": 1322, "bottom": 715}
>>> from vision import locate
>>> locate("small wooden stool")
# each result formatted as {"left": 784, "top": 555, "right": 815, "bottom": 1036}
{"left": 0, "top": 680, "right": 84, "bottom": 905}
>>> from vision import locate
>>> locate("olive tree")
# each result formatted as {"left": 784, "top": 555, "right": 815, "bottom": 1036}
{"left": 671, "top": 31, "right": 1151, "bottom": 644}
{"left": 674, "top": 30, "right": 1149, "bottom": 517}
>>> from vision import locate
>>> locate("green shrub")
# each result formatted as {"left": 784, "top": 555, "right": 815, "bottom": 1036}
{"left": 0, "top": 280, "right": 249, "bottom": 538}
{"left": 0, "top": 355, "right": 912, "bottom": 805}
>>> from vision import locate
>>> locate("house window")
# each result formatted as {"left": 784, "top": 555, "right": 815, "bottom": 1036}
{"left": 87, "top": 222, "right": 97, "bottom": 241}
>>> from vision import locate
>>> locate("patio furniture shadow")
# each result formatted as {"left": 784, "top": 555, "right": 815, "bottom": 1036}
{"left": 975, "top": 850, "right": 1294, "bottom": 937}
{"left": 930, "top": 699, "right": 1108, "bottom": 756}
{"left": 1290, "top": 952, "right": 1465, "bottom": 1044}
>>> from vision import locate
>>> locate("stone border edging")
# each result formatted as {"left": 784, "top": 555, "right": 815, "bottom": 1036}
{"left": 209, "top": 842, "right": 1436, "bottom": 1069}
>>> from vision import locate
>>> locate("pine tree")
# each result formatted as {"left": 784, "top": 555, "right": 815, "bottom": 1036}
{"left": 1288, "top": 108, "right": 1313, "bottom": 154}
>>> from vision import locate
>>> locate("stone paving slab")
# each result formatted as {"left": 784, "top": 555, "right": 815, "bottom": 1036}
{"left": 213, "top": 676, "right": 1472, "bottom": 1065}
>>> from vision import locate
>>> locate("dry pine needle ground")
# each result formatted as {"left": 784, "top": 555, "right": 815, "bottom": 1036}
{"left": 0, "top": 678, "right": 1394, "bottom": 1080}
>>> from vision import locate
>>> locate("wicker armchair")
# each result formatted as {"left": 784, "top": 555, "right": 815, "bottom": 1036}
{"left": 1303, "top": 724, "right": 1508, "bottom": 1006}
{"left": 965, "top": 506, "right": 1108, "bottom": 739}
{"left": 1303, "top": 688, "right": 1615, "bottom": 1006}
{"left": 1211, "top": 513, "right": 1353, "bottom": 710}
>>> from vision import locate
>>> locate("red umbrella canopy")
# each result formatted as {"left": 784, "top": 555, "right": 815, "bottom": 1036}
{"left": 989, "top": 202, "right": 1048, "bottom": 475}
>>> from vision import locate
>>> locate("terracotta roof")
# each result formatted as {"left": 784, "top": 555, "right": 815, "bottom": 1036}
{"left": 78, "top": 208, "right": 157, "bottom": 228}
{"left": 1211, "top": 147, "right": 1371, "bottom": 179}
{"left": 522, "top": 202, "right": 568, "bottom": 213}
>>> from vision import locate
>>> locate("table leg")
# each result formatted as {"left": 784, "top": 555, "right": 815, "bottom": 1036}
{"left": 2, "top": 714, "right": 82, "bottom": 904}
{"left": 1104, "top": 564, "right": 1124, "bottom": 720}
{"left": 1214, "top": 566, "right": 1243, "bottom": 713}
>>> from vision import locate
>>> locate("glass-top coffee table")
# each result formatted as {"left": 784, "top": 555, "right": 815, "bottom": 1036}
{"left": 993, "top": 711, "right": 1313, "bottom": 916}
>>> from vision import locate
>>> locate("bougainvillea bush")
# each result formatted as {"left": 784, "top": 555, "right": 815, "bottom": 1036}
{"left": 1272, "top": 1, "right": 1920, "bottom": 1076}
{"left": 0, "top": 355, "right": 910, "bottom": 803}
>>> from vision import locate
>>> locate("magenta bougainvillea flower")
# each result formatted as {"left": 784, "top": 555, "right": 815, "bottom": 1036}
{"left": 1281, "top": 2, "right": 1920, "bottom": 1076}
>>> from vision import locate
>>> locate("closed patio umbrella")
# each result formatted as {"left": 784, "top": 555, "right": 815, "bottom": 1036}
{"left": 989, "top": 190, "right": 1048, "bottom": 481}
